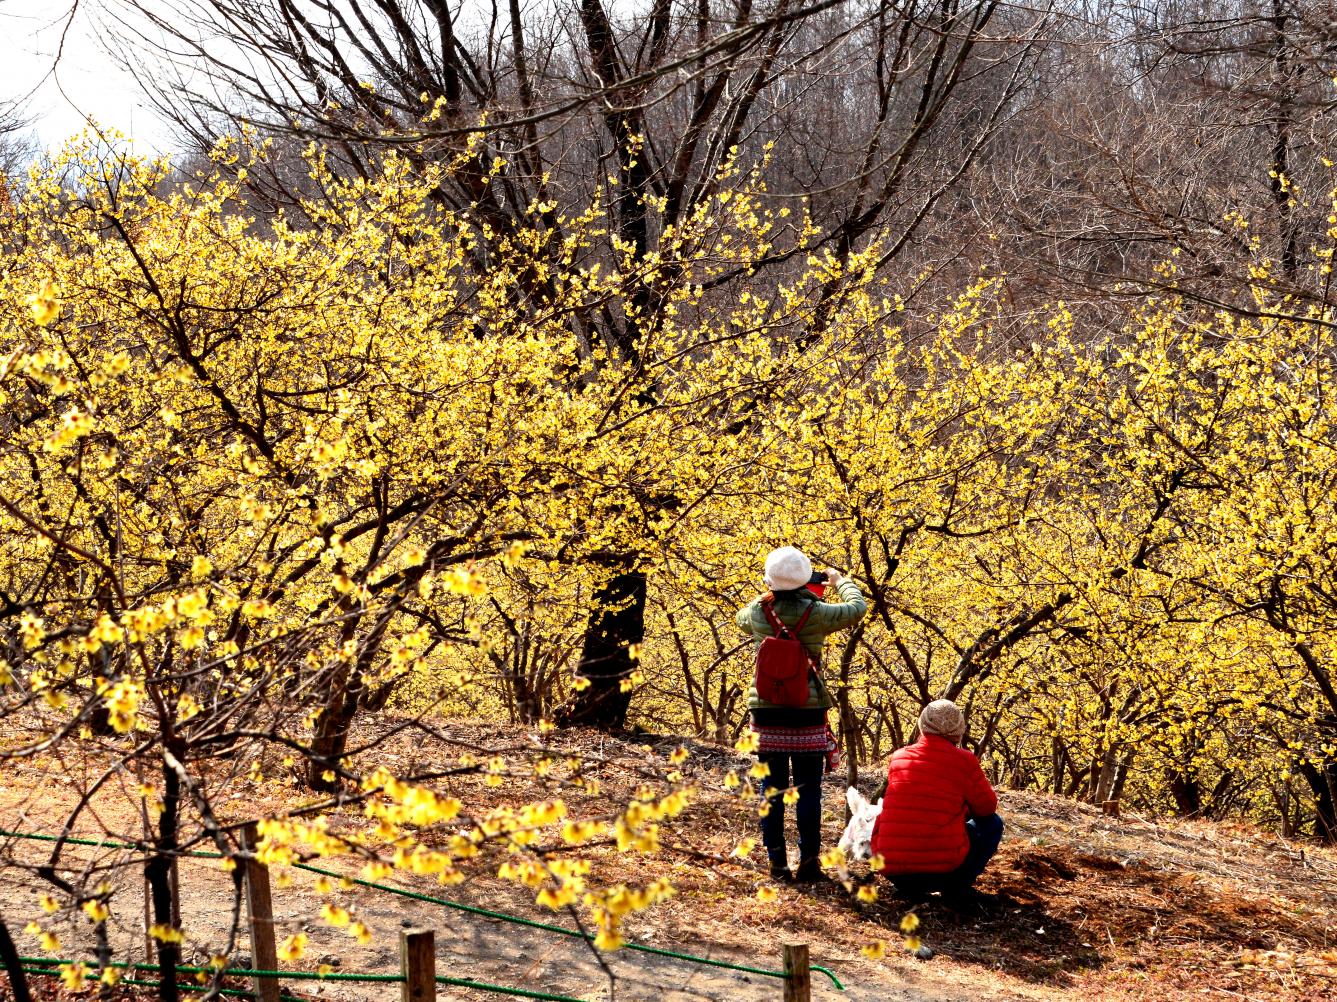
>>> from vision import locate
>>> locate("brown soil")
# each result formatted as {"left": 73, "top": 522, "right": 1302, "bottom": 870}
{"left": 0, "top": 721, "right": 1333, "bottom": 1002}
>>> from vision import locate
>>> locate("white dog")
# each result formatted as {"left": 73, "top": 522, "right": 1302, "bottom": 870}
{"left": 837, "top": 786, "right": 883, "bottom": 861}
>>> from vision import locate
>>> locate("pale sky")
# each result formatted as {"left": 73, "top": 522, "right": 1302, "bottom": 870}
{"left": 0, "top": 0, "right": 174, "bottom": 156}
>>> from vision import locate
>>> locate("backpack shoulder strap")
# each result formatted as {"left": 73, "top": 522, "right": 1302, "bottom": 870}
{"left": 760, "top": 598, "right": 788, "bottom": 638}
{"left": 760, "top": 597, "right": 816, "bottom": 639}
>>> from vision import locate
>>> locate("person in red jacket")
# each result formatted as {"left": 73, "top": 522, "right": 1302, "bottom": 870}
{"left": 869, "top": 699, "right": 1003, "bottom": 899}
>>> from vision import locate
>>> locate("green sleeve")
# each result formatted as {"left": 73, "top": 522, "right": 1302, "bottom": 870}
{"left": 736, "top": 600, "right": 758, "bottom": 635}
{"left": 809, "top": 579, "right": 867, "bottom": 633}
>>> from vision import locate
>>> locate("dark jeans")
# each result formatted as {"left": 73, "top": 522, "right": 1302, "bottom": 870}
{"left": 890, "top": 813, "right": 1004, "bottom": 895}
{"left": 758, "top": 752, "right": 825, "bottom": 865}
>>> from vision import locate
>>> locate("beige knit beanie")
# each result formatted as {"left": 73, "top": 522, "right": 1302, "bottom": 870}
{"left": 763, "top": 546, "right": 813, "bottom": 592}
{"left": 919, "top": 699, "right": 965, "bottom": 741}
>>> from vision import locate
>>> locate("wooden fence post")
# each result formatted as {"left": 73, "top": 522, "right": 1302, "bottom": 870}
{"left": 400, "top": 929, "right": 436, "bottom": 1002}
{"left": 783, "top": 943, "right": 810, "bottom": 1002}
{"left": 240, "top": 823, "right": 280, "bottom": 1002}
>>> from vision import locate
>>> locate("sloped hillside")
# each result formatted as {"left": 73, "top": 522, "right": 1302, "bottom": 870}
{"left": 0, "top": 721, "right": 1333, "bottom": 1002}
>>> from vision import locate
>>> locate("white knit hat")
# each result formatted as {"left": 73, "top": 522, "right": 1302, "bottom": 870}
{"left": 919, "top": 699, "right": 966, "bottom": 741}
{"left": 763, "top": 546, "right": 813, "bottom": 592}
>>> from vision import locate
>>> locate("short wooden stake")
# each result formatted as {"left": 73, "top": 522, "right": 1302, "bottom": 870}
{"left": 400, "top": 929, "right": 436, "bottom": 1002}
{"left": 783, "top": 943, "right": 810, "bottom": 1002}
{"left": 240, "top": 823, "right": 280, "bottom": 1002}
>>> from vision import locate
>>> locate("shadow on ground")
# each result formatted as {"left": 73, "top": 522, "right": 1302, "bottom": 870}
{"left": 822, "top": 837, "right": 1309, "bottom": 987}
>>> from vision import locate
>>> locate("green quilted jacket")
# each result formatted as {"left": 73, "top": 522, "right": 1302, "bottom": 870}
{"left": 735, "top": 579, "right": 867, "bottom": 711}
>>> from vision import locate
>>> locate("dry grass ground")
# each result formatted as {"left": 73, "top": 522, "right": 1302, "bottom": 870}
{"left": 0, "top": 718, "right": 1333, "bottom": 1001}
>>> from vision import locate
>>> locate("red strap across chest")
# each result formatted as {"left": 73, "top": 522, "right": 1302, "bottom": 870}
{"left": 761, "top": 599, "right": 814, "bottom": 639}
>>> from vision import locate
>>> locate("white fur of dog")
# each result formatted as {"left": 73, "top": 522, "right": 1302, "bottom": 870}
{"left": 837, "top": 786, "right": 882, "bottom": 861}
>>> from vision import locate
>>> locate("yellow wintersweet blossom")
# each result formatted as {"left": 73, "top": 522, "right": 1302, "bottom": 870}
{"left": 320, "top": 904, "right": 351, "bottom": 928}
{"left": 58, "top": 962, "right": 87, "bottom": 990}
{"left": 278, "top": 933, "right": 308, "bottom": 961}
{"left": 561, "top": 820, "right": 605, "bottom": 845}
{"left": 593, "top": 926, "right": 623, "bottom": 951}
{"left": 27, "top": 281, "right": 60, "bottom": 326}
{"left": 820, "top": 846, "right": 847, "bottom": 868}
{"left": 102, "top": 678, "right": 145, "bottom": 733}
{"left": 26, "top": 924, "right": 60, "bottom": 952}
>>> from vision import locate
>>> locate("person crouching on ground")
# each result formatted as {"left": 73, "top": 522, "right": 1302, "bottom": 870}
{"left": 868, "top": 699, "right": 1003, "bottom": 902}
{"left": 736, "top": 546, "right": 867, "bottom": 883}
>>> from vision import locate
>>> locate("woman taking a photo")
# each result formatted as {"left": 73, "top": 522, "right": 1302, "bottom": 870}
{"left": 736, "top": 546, "right": 866, "bottom": 882}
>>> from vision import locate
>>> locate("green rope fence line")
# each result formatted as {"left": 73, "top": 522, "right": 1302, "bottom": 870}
{"left": 18, "top": 966, "right": 303, "bottom": 999}
{"left": 289, "top": 859, "right": 845, "bottom": 990}
{"left": 19, "top": 956, "right": 589, "bottom": 1002}
{"left": 0, "top": 828, "right": 845, "bottom": 992}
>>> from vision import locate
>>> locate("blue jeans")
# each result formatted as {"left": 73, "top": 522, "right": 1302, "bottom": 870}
{"left": 891, "top": 813, "right": 1004, "bottom": 894}
{"left": 758, "top": 752, "right": 824, "bottom": 865}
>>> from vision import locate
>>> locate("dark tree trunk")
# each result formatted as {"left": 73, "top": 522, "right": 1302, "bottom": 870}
{"left": 1168, "top": 769, "right": 1203, "bottom": 818}
{"left": 1269, "top": 0, "right": 1300, "bottom": 282}
{"left": 146, "top": 757, "right": 182, "bottom": 1002}
{"left": 559, "top": 567, "right": 646, "bottom": 729}
{"left": 308, "top": 664, "right": 360, "bottom": 791}
{"left": 0, "top": 915, "right": 31, "bottom": 1002}
{"left": 1297, "top": 757, "right": 1337, "bottom": 843}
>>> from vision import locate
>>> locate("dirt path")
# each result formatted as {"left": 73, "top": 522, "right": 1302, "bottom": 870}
{"left": 1, "top": 723, "right": 1333, "bottom": 1002}
{"left": 0, "top": 831, "right": 988, "bottom": 1002}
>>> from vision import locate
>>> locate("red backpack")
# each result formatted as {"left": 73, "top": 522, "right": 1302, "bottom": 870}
{"left": 754, "top": 599, "right": 816, "bottom": 707}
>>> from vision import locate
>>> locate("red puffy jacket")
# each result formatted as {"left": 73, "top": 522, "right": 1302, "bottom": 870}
{"left": 869, "top": 734, "right": 998, "bottom": 875}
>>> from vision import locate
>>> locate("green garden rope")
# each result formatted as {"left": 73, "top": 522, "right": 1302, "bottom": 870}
{"left": 20, "top": 957, "right": 587, "bottom": 1002}
{"left": 289, "top": 859, "right": 844, "bottom": 989}
{"left": 21, "top": 957, "right": 588, "bottom": 1002}
{"left": 19, "top": 966, "right": 302, "bottom": 1000}
{"left": 0, "top": 828, "right": 844, "bottom": 992}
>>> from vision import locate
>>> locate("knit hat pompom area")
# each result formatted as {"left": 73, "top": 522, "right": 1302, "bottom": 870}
{"left": 763, "top": 546, "right": 813, "bottom": 592}
{"left": 919, "top": 699, "right": 966, "bottom": 741}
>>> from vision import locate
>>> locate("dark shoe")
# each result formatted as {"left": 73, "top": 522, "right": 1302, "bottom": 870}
{"left": 890, "top": 882, "right": 931, "bottom": 905}
{"left": 769, "top": 861, "right": 794, "bottom": 883}
{"left": 940, "top": 886, "right": 982, "bottom": 914}
{"left": 793, "top": 859, "right": 830, "bottom": 883}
